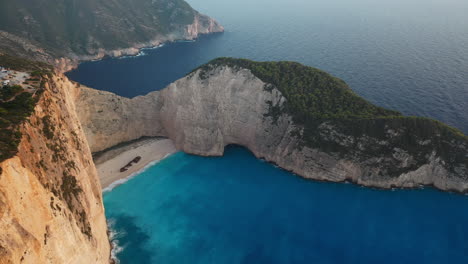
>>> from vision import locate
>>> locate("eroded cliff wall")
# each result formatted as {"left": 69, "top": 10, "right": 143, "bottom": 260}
{"left": 0, "top": 75, "right": 110, "bottom": 263}
{"left": 76, "top": 66, "right": 468, "bottom": 193}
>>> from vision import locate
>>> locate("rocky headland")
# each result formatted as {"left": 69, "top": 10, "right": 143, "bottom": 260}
{"left": 0, "top": 0, "right": 223, "bottom": 71}
{"left": 77, "top": 58, "right": 468, "bottom": 193}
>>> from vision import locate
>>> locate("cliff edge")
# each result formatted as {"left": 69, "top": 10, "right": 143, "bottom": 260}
{"left": 77, "top": 58, "right": 468, "bottom": 193}
{"left": 0, "top": 70, "right": 110, "bottom": 263}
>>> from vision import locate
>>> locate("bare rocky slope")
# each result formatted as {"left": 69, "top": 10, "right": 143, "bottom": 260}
{"left": 0, "top": 74, "right": 110, "bottom": 263}
{"left": 0, "top": 0, "right": 223, "bottom": 71}
{"left": 77, "top": 60, "right": 468, "bottom": 193}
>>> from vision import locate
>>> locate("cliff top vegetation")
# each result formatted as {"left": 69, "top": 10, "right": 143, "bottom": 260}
{"left": 196, "top": 58, "right": 467, "bottom": 175}
{"left": 197, "top": 58, "right": 466, "bottom": 138}
{"left": 198, "top": 57, "right": 401, "bottom": 120}
{"left": 0, "top": 55, "right": 49, "bottom": 163}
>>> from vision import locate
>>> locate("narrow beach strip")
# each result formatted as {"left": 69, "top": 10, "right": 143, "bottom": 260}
{"left": 94, "top": 138, "right": 177, "bottom": 191}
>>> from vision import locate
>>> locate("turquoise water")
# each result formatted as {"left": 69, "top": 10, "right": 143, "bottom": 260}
{"left": 104, "top": 146, "right": 468, "bottom": 264}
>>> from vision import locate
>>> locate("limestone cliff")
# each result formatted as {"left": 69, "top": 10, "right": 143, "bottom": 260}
{"left": 77, "top": 62, "right": 468, "bottom": 193}
{"left": 0, "top": 74, "right": 110, "bottom": 263}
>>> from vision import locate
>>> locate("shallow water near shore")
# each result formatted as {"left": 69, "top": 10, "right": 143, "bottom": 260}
{"left": 104, "top": 146, "right": 468, "bottom": 264}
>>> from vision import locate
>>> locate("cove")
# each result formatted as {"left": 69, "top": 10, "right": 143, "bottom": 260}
{"left": 104, "top": 146, "right": 468, "bottom": 264}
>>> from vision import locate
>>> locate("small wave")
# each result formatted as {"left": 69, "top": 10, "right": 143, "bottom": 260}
{"left": 118, "top": 52, "right": 146, "bottom": 60}
{"left": 141, "top": 44, "right": 165, "bottom": 51}
{"left": 117, "top": 44, "right": 166, "bottom": 60}
{"left": 103, "top": 153, "right": 175, "bottom": 193}
{"left": 110, "top": 238, "right": 124, "bottom": 264}
{"left": 108, "top": 220, "right": 125, "bottom": 264}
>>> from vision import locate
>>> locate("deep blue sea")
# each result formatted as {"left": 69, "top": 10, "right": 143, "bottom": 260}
{"left": 66, "top": 0, "right": 468, "bottom": 133}
{"left": 71, "top": 0, "right": 468, "bottom": 262}
{"left": 105, "top": 146, "right": 468, "bottom": 264}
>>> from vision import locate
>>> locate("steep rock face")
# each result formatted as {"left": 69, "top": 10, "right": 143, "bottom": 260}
{"left": 76, "top": 65, "right": 468, "bottom": 192}
{"left": 76, "top": 86, "right": 166, "bottom": 152}
{"left": 0, "top": 75, "right": 110, "bottom": 263}
{"left": 185, "top": 13, "right": 224, "bottom": 39}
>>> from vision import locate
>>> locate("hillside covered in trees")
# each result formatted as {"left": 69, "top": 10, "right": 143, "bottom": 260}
{"left": 0, "top": 0, "right": 221, "bottom": 64}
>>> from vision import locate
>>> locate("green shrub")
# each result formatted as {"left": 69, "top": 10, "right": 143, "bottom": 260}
{"left": 0, "top": 77, "right": 42, "bottom": 162}
{"left": 0, "top": 85, "right": 23, "bottom": 101}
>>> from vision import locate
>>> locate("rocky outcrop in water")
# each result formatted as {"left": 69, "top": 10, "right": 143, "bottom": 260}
{"left": 0, "top": 74, "right": 110, "bottom": 263}
{"left": 76, "top": 62, "right": 468, "bottom": 193}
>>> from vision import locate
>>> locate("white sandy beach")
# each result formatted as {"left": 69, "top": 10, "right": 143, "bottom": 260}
{"left": 94, "top": 138, "right": 177, "bottom": 189}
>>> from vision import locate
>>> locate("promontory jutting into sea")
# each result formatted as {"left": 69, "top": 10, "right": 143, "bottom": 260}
{"left": 0, "top": 0, "right": 467, "bottom": 263}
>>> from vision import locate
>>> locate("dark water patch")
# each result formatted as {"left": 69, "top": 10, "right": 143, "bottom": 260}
{"left": 66, "top": 34, "right": 225, "bottom": 98}
{"left": 108, "top": 214, "right": 153, "bottom": 264}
